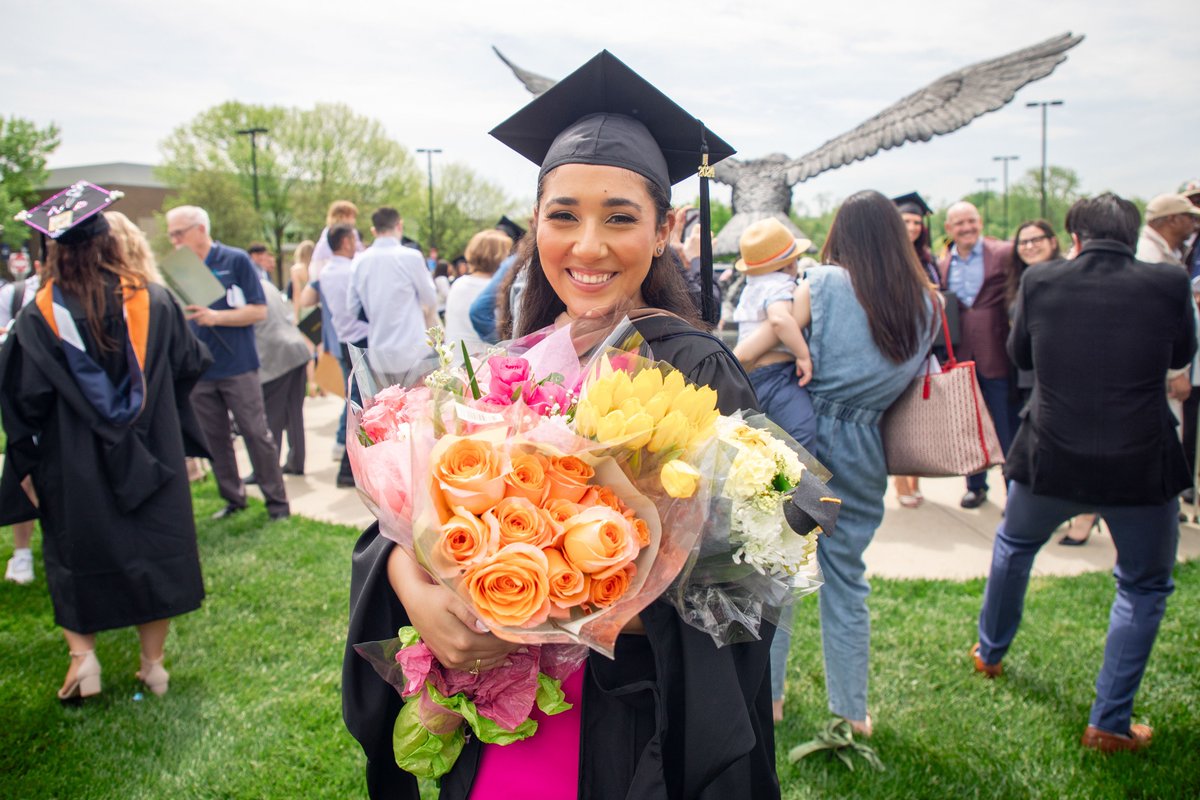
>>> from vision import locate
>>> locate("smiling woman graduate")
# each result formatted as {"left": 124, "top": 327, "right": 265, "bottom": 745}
{"left": 341, "top": 52, "right": 781, "bottom": 799}
{"left": 0, "top": 184, "right": 213, "bottom": 703}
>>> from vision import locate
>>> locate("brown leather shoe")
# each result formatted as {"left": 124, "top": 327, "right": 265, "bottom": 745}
{"left": 970, "top": 643, "right": 1002, "bottom": 678}
{"left": 1080, "top": 724, "right": 1152, "bottom": 753}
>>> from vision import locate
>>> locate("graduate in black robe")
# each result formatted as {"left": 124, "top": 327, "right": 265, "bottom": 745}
{"left": 342, "top": 52, "right": 781, "bottom": 799}
{"left": 0, "top": 200, "right": 212, "bottom": 701}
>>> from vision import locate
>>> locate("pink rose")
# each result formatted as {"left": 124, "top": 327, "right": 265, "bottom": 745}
{"left": 524, "top": 380, "right": 568, "bottom": 416}
{"left": 487, "top": 357, "right": 532, "bottom": 403}
{"left": 374, "top": 385, "right": 410, "bottom": 413}
{"left": 361, "top": 403, "right": 399, "bottom": 443}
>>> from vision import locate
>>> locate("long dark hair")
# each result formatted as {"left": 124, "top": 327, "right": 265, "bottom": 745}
{"left": 514, "top": 170, "right": 701, "bottom": 338}
{"left": 820, "top": 190, "right": 933, "bottom": 363}
{"left": 1005, "top": 219, "right": 1060, "bottom": 307}
{"left": 48, "top": 232, "right": 146, "bottom": 353}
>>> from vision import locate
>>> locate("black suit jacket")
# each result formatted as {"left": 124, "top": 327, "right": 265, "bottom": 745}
{"left": 1005, "top": 240, "right": 1196, "bottom": 505}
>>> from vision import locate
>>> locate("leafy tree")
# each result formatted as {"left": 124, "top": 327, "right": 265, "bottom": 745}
{"left": 0, "top": 116, "right": 61, "bottom": 251}
{"left": 159, "top": 103, "right": 418, "bottom": 279}
{"left": 420, "top": 162, "right": 522, "bottom": 258}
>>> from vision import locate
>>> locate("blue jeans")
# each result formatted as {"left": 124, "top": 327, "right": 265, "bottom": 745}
{"left": 336, "top": 350, "right": 350, "bottom": 446}
{"left": 967, "top": 375, "right": 1021, "bottom": 493}
{"left": 747, "top": 361, "right": 817, "bottom": 701}
{"left": 978, "top": 481, "right": 1178, "bottom": 734}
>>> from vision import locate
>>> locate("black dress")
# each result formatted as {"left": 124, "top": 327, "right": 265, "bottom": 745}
{"left": 342, "top": 315, "right": 781, "bottom": 799}
{"left": 0, "top": 279, "right": 213, "bottom": 633}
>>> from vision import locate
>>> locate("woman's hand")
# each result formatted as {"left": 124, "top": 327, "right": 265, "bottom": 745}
{"left": 386, "top": 546, "right": 519, "bottom": 672}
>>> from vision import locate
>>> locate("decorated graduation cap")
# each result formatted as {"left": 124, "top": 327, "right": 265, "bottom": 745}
{"left": 16, "top": 181, "right": 124, "bottom": 246}
{"left": 783, "top": 469, "right": 841, "bottom": 538}
{"left": 489, "top": 50, "right": 735, "bottom": 325}
{"left": 892, "top": 191, "right": 933, "bottom": 218}
{"left": 495, "top": 214, "right": 526, "bottom": 241}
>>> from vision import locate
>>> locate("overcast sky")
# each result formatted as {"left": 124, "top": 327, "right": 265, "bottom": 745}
{"left": 6, "top": 0, "right": 1198, "bottom": 220}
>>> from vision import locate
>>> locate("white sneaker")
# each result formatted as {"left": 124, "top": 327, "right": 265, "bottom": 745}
{"left": 5, "top": 549, "right": 34, "bottom": 585}
{"left": 331, "top": 443, "right": 346, "bottom": 461}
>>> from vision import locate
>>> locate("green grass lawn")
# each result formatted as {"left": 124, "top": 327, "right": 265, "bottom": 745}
{"left": 1, "top": 481, "right": 1197, "bottom": 799}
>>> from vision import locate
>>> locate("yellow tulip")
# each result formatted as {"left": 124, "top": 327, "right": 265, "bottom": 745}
{"left": 585, "top": 378, "right": 615, "bottom": 417}
{"left": 643, "top": 392, "right": 671, "bottom": 423}
{"left": 574, "top": 402, "right": 599, "bottom": 437}
{"left": 648, "top": 410, "right": 690, "bottom": 454}
{"left": 630, "top": 368, "right": 664, "bottom": 404}
{"left": 619, "top": 397, "right": 644, "bottom": 418}
{"left": 660, "top": 459, "right": 700, "bottom": 498}
{"left": 610, "top": 370, "right": 634, "bottom": 407}
{"left": 596, "top": 409, "right": 628, "bottom": 444}
{"left": 660, "top": 370, "right": 686, "bottom": 404}
{"left": 623, "top": 411, "right": 655, "bottom": 449}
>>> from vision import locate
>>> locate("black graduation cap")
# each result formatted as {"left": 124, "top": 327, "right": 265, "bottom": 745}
{"left": 489, "top": 51, "right": 734, "bottom": 325}
{"left": 495, "top": 215, "right": 526, "bottom": 241}
{"left": 783, "top": 469, "right": 841, "bottom": 537}
{"left": 16, "top": 181, "right": 124, "bottom": 245}
{"left": 892, "top": 192, "right": 933, "bottom": 218}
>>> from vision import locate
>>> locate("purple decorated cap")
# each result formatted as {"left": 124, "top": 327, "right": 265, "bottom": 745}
{"left": 15, "top": 181, "right": 124, "bottom": 245}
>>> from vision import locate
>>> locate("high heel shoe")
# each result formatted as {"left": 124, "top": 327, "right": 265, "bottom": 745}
{"left": 1058, "top": 518, "right": 1101, "bottom": 547}
{"left": 136, "top": 654, "right": 170, "bottom": 697}
{"left": 58, "top": 650, "right": 102, "bottom": 704}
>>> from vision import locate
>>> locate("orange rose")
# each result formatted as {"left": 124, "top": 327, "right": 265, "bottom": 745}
{"left": 589, "top": 564, "right": 635, "bottom": 608}
{"left": 546, "top": 455, "right": 595, "bottom": 503}
{"left": 543, "top": 547, "right": 590, "bottom": 611}
{"left": 433, "top": 507, "right": 500, "bottom": 576}
{"left": 578, "top": 485, "right": 624, "bottom": 513}
{"left": 488, "top": 496, "right": 554, "bottom": 548}
{"left": 561, "top": 506, "right": 639, "bottom": 579}
{"left": 504, "top": 452, "right": 550, "bottom": 504}
{"left": 465, "top": 543, "right": 551, "bottom": 628}
{"left": 631, "top": 516, "right": 651, "bottom": 548}
{"left": 541, "top": 498, "right": 582, "bottom": 524}
{"left": 432, "top": 438, "right": 506, "bottom": 518}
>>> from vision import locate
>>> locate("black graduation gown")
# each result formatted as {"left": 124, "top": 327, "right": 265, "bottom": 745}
{"left": 0, "top": 281, "right": 213, "bottom": 634}
{"left": 342, "top": 315, "right": 781, "bottom": 800}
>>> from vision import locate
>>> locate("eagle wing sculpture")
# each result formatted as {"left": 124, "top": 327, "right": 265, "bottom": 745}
{"left": 494, "top": 33, "right": 1084, "bottom": 255}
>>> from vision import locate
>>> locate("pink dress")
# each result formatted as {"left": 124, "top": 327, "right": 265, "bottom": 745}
{"left": 469, "top": 666, "right": 584, "bottom": 798}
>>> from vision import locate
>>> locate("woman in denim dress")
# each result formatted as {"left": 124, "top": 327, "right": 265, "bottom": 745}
{"left": 737, "top": 190, "right": 936, "bottom": 736}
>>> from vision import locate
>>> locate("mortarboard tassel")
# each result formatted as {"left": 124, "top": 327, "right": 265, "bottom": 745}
{"left": 698, "top": 126, "right": 717, "bottom": 326}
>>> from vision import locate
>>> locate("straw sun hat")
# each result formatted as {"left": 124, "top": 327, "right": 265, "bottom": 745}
{"left": 735, "top": 218, "right": 812, "bottom": 276}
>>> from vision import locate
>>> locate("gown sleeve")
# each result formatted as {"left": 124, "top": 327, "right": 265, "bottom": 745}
{"left": 0, "top": 324, "right": 55, "bottom": 525}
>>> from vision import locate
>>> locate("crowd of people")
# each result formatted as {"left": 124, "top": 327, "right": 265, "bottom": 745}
{"left": 1, "top": 50, "right": 1198, "bottom": 796}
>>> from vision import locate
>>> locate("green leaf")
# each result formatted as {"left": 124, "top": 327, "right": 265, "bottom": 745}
{"left": 542, "top": 373, "right": 565, "bottom": 385}
{"left": 425, "top": 683, "right": 539, "bottom": 745}
{"left": 397, "top": 627, "right": 422, "bottom": 648}
{"left": 392, "top": 699, "right": 465, "bottom": 781}
{"left": 534, "top": 674, "right": 572, "bottom": 716}
{"left": 461, "top": 341, "right": 481, "bottom": 400}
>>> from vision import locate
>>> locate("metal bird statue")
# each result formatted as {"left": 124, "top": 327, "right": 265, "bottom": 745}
{"left": 494, "top": 33, "right": 1084, "bottom": 256}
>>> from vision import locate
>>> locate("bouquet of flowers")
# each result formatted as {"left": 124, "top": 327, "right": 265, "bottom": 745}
{"left": 347, "top": 315, "right": 838, "bottom": 778}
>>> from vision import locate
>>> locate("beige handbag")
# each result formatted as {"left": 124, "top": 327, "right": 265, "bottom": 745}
{"left": 882, "top": 296, "right": 1004, "bottom": 477}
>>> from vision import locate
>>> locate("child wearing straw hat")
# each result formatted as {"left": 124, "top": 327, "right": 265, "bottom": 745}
{"left": 732, "top": 218, "right": 816, "bottom": 445}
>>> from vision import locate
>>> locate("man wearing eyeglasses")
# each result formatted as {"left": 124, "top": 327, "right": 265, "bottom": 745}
{"left": 940, "top": 201, "right": 1017, "bottom": 510}
{"left": 166, "top": 206, "right": 291, "bottom": 522}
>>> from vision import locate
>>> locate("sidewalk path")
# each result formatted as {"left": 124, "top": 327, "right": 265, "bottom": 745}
{"left": 235, "top": 395, "right": 1200, "bottom": 580}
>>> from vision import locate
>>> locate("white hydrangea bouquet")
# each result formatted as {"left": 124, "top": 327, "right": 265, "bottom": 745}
{"left": 665, "top": 413, "right": 838, "bottom": 645}
{"left": 719, "top": 416, "right": 823, "bottom": 578}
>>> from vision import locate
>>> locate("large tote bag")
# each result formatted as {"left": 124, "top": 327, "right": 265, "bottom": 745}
{"left": 882, "top": 297, "right": 1004, "bottom": 477}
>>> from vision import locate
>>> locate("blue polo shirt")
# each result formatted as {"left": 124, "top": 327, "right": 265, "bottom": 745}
{"left": 194, "top": 241, "right": 266, "bottom": 381}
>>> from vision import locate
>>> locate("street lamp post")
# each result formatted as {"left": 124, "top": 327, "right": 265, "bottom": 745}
{"left": 416, "top": 148, "right": 442, "bottom": 252}
{"left": 976, "top": 177, "right": 997, "bottom": 233}
{"left": 235, "top": 127, "right": 269, "bottom": 211}
{"left": 1025, "top": 100, "right": 1063, "bottom": 219}
{"left": 992, "top": 155, "right": 1019, "bottom": 236}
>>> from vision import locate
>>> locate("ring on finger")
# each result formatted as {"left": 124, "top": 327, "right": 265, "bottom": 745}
{"left": 469, "top": 658, "right": 481, "bottom": 675}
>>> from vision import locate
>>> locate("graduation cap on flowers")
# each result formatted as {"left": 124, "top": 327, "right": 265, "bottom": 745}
{"left": 495, "top": 215, "right": 526, "bottom": 242}
{"left": 783, "top": 470, "right": 841, "bottom": 537}
{"left": 892, "top": 191, "right": 933, "bottom": 218}
{"left": 16, "top": 181, "right": 124, "bottom": 246}
{"left": 489, "top": 50, "right": 735, "bottom": 325}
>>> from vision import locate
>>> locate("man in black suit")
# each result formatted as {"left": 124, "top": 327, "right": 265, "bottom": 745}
{"left": 971, "top": 193, "right": 1196, "bottom": 753}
